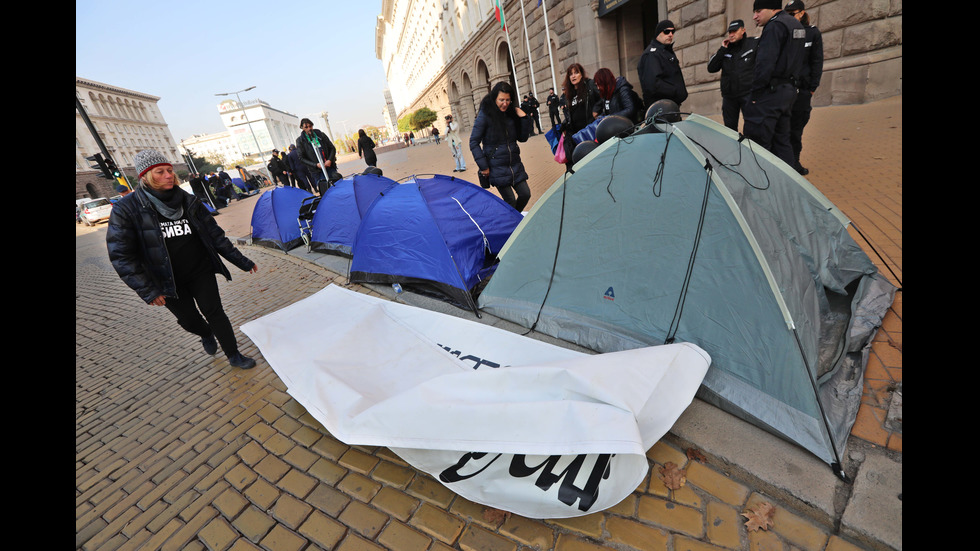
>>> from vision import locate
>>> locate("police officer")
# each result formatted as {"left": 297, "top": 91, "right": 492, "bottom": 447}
{"left": 707, "top": 19, "right": 759, "bottom": 132}
{"left": 743, "top": 0, "right": 805, "bottom": 167}
{"left": 637, "top": 20, "right": 688, "bottom": 111}
{"left": 785, "top": 1, "right": 823, "bottom": 175}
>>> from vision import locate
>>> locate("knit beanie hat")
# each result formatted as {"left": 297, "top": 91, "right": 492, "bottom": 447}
{"left": 655, "top": 20, "right": 675, "bottom": 36}
{"left": 753, "top": 0, "right": 781, "bottom": 9}
{"left": 134, "top": 149, "right": 172, "bottom": 179}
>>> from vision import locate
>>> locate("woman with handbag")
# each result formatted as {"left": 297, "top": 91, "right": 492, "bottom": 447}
{"left": 469, "top": 81, "right": 534, "bottom": 212}
{"left": 561, "top": 63, "right": 601, "bottom": 172}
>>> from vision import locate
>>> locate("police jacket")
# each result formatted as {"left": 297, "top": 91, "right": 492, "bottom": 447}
{"left": 751, "top": 10, "right": 805, "bottom": 95}
{"left": 106, "top": 187, "right": 254, "bottom": 304}
{"left": 637, "top": 41, "right": 688, "bottom": 107}
{"left": 799, "top": 25, "right": 824, "bottom": 92}
{"left": 707, "top": 36, "right": 759, "bottom": 99}
{"left": 469, "top": 108, "right": 532, "bottom": 188}
{"left": 295, "top": 129, "right": 338, "bottom": 172}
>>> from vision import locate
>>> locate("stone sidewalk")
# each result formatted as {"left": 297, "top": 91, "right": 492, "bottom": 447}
{"left": 76, "top": 96, "right": 901, "bottom": 551}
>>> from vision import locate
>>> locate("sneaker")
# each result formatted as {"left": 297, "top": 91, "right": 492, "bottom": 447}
{"left": 228, "top": 352, "right": 256, "bottom": 369}
{"left": 201, "top": 334, "right": 218, "bottom": 355}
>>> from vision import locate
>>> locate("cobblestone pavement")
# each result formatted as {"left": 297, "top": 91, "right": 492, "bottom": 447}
{"left": 76, "top": 96, "right": 901, "bottom": 551}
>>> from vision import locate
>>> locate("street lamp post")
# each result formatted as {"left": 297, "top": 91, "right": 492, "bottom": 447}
{"left": 215, "top": 86, "right": 263, "bottom": 162}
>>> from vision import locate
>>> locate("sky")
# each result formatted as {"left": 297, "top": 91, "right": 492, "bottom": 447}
{"left": 76, "top": 0, "right": 390, "bottom": 143}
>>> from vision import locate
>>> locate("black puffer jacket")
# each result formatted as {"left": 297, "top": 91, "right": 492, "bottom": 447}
{"left": 469, "top": 108, "right": 532, "bottom": 188}
{"left": 106, "top": 187, "right": 254, "bottom": 304}
{"left": 594, "top": 76, "right": 640, "bottom": 121}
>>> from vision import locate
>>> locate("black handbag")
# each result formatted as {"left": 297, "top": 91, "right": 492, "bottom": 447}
{"left": 478, "top": 171, "right": 492, "bottom": 189}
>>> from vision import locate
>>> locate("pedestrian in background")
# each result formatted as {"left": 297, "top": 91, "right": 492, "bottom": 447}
{"left": 445, "top": 114, "right": 466, "bottom": 172}
{"left": 470, "top": 81, "right": 533, "bottom": 212}
{"left": 106, "top": 149, "right": 258, "bottom": 370}
{"left": 785, "top": 0, "right": 823, "bottom": 175}
{"left": 357, "top": 128, "right": 378, "bottom": 168}
{"left": 286, "top": 144, "right": 312, "bottom": 193}
{"left": 707, "top": 19, "right": 758, "bottom": 132}
{"left": 637, "top": 20, "right": 689, "bottom": 111}
{"left": 546, "top": 87, "right": 561, "bottom": 127}
{"left": 743, "top": 0, "right": 805, "bottom": 167}
{"left": 267, "top": 151, "right": 290, "bottom": 187}
{"left": 526, "top": 92, "right": 542, "bottom": 135}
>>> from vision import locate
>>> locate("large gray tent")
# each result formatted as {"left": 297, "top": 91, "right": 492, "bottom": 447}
{"left": 477, "top": 115, "right": 897, "bottom": 475}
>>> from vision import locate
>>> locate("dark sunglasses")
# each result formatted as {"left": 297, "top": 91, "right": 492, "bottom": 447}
{"left": 662, "top": 29, "right": 675, "bottom": 34}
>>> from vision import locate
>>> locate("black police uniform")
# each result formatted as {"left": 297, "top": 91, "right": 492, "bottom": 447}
{"left": 707, "top": 35, "right": 759, "bottom": 131}
{"left": 789, "top": 23, "right": 824, "bottom": 173}
{"left": 742, "top": 10, "right": 805, "bottom": 167}
{"left": 637, "top": 40, "right": 688, "bottom": 110}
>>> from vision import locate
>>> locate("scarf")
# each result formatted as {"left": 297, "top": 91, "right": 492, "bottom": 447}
{"left": 143, "top": 185, "right": 184, "bottom": 220}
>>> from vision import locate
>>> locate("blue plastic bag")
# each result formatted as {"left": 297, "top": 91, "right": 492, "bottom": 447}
{"left": 572, "top": 116, "right": 605, "bottom": 145}
{"left": 545, "top": 123, "right": 562, "bottom": 154}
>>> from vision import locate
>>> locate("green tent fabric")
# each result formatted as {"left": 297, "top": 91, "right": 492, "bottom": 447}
{"left": 477, "top": 115, "right": 896, "bottom": 474}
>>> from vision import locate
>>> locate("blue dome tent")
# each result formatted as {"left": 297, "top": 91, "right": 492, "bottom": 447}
{"left": 310, "top": 173, "right": 397, "bottom": 256}
{"left": 250, "top": 186, "right": 314, "bottom": 252}
{"left": 349, "top": 174, "right": 524, "bottom": 315}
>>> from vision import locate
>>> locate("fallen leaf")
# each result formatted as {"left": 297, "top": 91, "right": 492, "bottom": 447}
{"left": 742, "top": 501, "right": 776, "bottom": 532}
{"left": 482, "top": 507, "right": 509, "bottom": 524}
{"left": 686, "top": 448, "right": 707, "bottom": 463}
{"left": 658, "top": 462, "right": 686, "bottom": 490}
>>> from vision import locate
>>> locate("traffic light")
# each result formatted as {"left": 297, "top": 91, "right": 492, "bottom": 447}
{"left": 104, "top": 156, "right": 121, "bottom": 179}
{"left": 86, "top": 153, "right": 112, "bottom": 179}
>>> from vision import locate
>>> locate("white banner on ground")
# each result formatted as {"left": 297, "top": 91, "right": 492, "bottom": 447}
{"left": 241, "top": 285, "right": 710, "bottom": 518}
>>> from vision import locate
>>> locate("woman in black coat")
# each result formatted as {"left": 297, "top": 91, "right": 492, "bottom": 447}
{"left": 106, "top": 149, "right": 259, "bottom": 369}
{"left": 357, "top": 129, "right": 378, "bottom": 167}
{"left": 591, "top": 67, "right": 640, "bottom": 122}
{"left": 469, "top": 81, "right": 534, "bottom": 212}
{"left": 561, "top": 63, "right": 601, "bottom": 171}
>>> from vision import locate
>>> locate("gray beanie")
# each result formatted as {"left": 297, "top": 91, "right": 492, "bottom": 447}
{"left": 134, "top": 149, "right": 172, "bottom": 179}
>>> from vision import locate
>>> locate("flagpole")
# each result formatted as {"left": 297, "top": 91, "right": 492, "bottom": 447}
{"left": 520, "top": 0, "right": 537, "bottom": 98}
{"left": 499, "top": 1, "right": 522, "bottom": 99}
{"left": 541, "top": 0, "right": 558, "bottom": 91}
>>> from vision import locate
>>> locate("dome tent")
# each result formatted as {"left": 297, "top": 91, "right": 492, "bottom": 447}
{"left": 249, "top": 186, "right": 314, "bottom": 252}
{"left": 309, "top": 173, "right": 397, "bottom": 256}
{"left": 349, "top": 174, "right": 524, "bottom": 316}
{"left": 477, "top": 115, "right": 897, "bottom": 477}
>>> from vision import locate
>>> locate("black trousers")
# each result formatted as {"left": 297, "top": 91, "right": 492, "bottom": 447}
{"left": 721, "top": 94, "right": 750, "bottom": 132}
{"left": 743, "top": 84, "right": 797, "bottom": 167}
{"left": 165, "top": 273, "right": 239, "bottom": 356}
{"left": 789, "top": 90, "right": 814, "bottom": 168}
{"left": 549, "top": 110, "right": 561, "bottom": 127}
{"left": 498, "top": 180, "right": 531, "bottom": 212}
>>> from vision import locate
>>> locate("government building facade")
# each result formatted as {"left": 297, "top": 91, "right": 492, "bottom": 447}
{"left": 376, "top": 0, "right": 902, "bottom": 132}
{"left": 76, "top": 77, "right": 185, "bottom": 200}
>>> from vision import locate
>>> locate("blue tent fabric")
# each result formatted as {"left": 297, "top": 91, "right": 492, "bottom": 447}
{"left": 310, "top": 173, "right": 397, "bottom": 256}
{"left": 349, "top": 174, "right": 524, "bottom": 313}
{"left": 250, "top": 186, "right": 314, "bottom": 251}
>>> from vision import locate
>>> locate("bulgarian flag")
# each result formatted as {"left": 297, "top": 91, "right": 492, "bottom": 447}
{"left": 494, "top": 0, "right": 506, "bottom": 31}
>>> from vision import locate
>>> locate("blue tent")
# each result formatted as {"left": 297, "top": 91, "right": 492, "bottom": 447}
{"left": 250, "top": 186, "right": 314, "bottom": 251}
{"left": 310, "top": 173, "right": 397, "bottom": 256}
{"left": 349, "top": 174, "right": 524, "bottom": 315}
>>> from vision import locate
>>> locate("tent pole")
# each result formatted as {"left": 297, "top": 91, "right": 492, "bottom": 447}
{"left": 791, "top": 329, "right": 851, "bottom": 482}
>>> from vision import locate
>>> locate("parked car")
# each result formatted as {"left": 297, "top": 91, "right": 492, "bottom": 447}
{"left": 79, "top": 197, "right": 113, "bottom": 226}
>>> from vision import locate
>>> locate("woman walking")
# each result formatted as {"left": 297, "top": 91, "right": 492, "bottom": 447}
{"left": 357, "top": 129, "right": 378, "bottom": 167}
{"left": 469, "top": 81, "right": 534, "bottom": 212}
{"left": 106, "top": 149, "right": 259, "bottom": 369}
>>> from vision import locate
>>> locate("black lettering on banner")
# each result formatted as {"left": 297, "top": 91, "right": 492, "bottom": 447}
{"left": 437, "top": 344, "right": 502, "bottom": 370}
{"left": 439, "top": 452, "right": 502, "bottom": 483}
{"left": 508, "top": 454, "right": 614, "bottom": 511}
